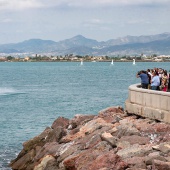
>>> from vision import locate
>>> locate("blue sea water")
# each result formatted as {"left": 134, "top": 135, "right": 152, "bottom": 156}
{"left": 0, "top": 61, "right": 170, "bottom": 169}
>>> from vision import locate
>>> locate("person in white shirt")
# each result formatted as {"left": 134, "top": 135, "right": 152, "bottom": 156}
{"left": 151, "top": 71, "right": 160, "bottom": 90}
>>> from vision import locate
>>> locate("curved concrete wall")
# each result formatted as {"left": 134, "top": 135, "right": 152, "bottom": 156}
{"left": 125, "top": 84, "right": 170, "bottom": 123}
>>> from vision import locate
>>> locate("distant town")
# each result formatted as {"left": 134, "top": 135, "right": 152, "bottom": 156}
{"left": 0, "top": 54, "right": 170, "bottom": 62}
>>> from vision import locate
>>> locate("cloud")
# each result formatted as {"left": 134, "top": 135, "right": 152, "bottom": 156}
{"left": 0, "top": 18, "right": 12, "bottom": 23}
{"left": 0, "top": 0, "right": 42, "bottom": 10}
{"left": 47, "top": 0, "right": 170, "bottom": 8}
{"left": 126, "top": 19, "right": 151, "bottom": 25}
{"left": 0, "top": 0, "right": 170, "bottom": 11}
{"left": 82, "top": 18, "right": 107, "bottom": 28}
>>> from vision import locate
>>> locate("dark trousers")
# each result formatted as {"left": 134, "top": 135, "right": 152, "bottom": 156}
{"left": 141, "top": 83, "right": 148, "bottom": 89}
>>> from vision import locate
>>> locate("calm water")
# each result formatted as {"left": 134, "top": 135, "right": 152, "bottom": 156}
{"left": 0, "top": 61, "right": 170, "bottom": 169}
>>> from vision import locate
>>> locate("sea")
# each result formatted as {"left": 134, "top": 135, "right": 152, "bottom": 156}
{"left": 0, "top": 61, "right": 170, "bottom": 169}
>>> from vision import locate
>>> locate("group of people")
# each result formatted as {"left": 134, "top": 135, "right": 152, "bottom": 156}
{"left": 136, "top": 68, "right": 170, "bottom": 92}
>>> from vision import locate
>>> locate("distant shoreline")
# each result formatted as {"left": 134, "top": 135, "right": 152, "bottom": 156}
{"left": 1, "top": 60, "right": 170, "bottom": 62}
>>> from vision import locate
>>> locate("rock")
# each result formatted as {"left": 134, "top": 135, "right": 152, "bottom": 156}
{"left": 51, "top": 117, "right": 69, "bottom": 130}
{"left": 116, "top": 120, "right": 140, "bottom": 137}
{"left": 34, "top": 155, "right": 55, "bottom": 170}
{"left": 101, "top": 132, "right": 119, "bottom": 147}
{"left": 126, "top": 168, "right": 146, "bottom": 170}
{"left": 69, "top": 114, "right": 95, "bottom": 128}
{"left": 63, "top": 154, "right": 79, "bottom": 169}
{"left": 152, "top": 123, "right": 170, "bottom": 133}
{"left": 44, "top": 159, "right": 59, "bottom": 170}
{"left": 152, "top": 142, "right": 170, "bottom": 154}
{"left": 84, "top": 134, "right": 101, "bottom": 149}
{"left": 61, "top": 118, "right": 113, "bottom": 142}
{"left": 87, "top": 151, "right": 128, "bottom": 170}
{"left": 116, "top": 141, "right": 131, "bottom": 149}
{"left": 9, "top": 106, "right": 170, "bottom": 170}
{"left": 145, "top": 152, "right": 166, "bottom": 165}
{"left": 45, "top": 126, "right": 67, "bottom": 143}
{"left": 152, "top": 159, "right": 170, "bottom": 170}
{"left": 63, "top": 141, "right": 113, "bottom": 170}
{"left": 93, "top": 141, "right": 113, "bottom": 151}
{"left": 117, "top": 144, "right": 152, "bottom": 159}
{"left": 34, "top": 142, "right": 61, "bottom": 162}
{"left": 165, "top": 156, "right": 170, "bottom": 162}
{"left": 10, "top": 149, "right": 35, "bottom": 170}
{"left": 68, "top": 127, "right": 80, "bottom": 135}
{"left": 23, "top": 127, "right": 53, "bottom": 152}
{"left": 98, "top": 106, "right": 124, "bottom": 123}
{"left": 80, "top": 118, "right": 112, "bottom": 134}
{"left": 98, "top": 106, "right": 124, "bottom": 115}
{"left": 124, "top": 157, "right": 146, "bottom": 169}
{"left": 119, "top": 135, "right": 150, "bottom": 145}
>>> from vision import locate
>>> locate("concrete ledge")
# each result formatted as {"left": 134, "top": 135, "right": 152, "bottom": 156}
{"left": 125, "top": 84, "right": 170, "bottom": 123}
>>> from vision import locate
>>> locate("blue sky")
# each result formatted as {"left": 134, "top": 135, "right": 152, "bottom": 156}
{"left": 0, "top": 0, "right": 170, "bottom": 44}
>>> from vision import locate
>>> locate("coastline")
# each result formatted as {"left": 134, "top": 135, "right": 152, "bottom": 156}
{"left": 1, "top": 60, "right": 170, "bottom": 62}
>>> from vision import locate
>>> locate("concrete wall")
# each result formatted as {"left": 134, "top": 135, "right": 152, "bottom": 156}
{"left": 125, "top": 84, "right": 170, "bottom": 123}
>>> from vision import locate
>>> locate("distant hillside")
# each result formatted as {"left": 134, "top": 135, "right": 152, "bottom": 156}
{"left": 97, "top": 37, "right": 170, "bottom": 56}
{"left": 0, "top": 33, "right": 170, "bottom": 55}
{"left": 105, "top": 32, "right": 170, "bottom": 46}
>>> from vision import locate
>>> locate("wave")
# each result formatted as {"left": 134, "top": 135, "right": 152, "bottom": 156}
{"left": 0, "top": 88, "right": 21, "bottom": 96}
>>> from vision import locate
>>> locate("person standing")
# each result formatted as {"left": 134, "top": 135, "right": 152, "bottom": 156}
{"left": 147, "top": 69, "right": 152, "bottom": 89}
{"left": 151, "top": 71, "right": 160, "bottom": 90}
{"left": 136, "top": 70, "right": 149, "bottom": 89}
{"left": 160, "top": 70, "right": 168, "bottom": 91}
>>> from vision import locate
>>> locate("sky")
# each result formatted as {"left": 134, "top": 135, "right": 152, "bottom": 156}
{"left": 0, "top": 0, "right": 170, "bottom": 44}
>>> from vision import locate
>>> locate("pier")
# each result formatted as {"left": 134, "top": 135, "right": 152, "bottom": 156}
{"left": 125, "top": 84, "right": 170, "bottom": 123}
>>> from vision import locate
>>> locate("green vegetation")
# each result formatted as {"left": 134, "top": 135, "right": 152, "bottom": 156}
{"left": 0, "top": 54, "right": 170, "bottom": 62}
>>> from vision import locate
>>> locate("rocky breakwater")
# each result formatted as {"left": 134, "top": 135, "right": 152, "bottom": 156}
{"left": 10, "top": 106, "right": 170, "bottom": 170}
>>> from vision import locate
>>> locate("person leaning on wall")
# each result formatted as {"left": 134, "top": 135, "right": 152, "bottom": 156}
{"left": 136, "top": 70, "right": 149, "bottom": 89}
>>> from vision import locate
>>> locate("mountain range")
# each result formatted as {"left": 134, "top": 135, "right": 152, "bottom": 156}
{"left": 0, "top": 32, "right": 170, "bottom": 56}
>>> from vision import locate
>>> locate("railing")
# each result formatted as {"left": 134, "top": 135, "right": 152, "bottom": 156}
{"left": 125, "top": 84, "right": 170, "bottom": 123}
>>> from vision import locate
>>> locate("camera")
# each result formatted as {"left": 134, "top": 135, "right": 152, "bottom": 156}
{"left": 137, "top": 71, "right": 141, "bottom": 75}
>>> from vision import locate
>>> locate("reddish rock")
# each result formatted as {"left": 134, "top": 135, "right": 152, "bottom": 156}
{"left": 63, "top": 154, "right": 80, "bottom": 169}
{"left": 116, "top": 119, "right": 140, "bottom": 137}
{"left": 120, "top": 135, "right": 150, "bottom": 145}
{"left": 44, "top": 159, "right": 59, "bottom": 170}
{"left": 133, "top": 119, "right": 155, "bottom": 133}
{"left": 101, "top": 132, "right": 119, "bottom": 147}
{"left": 145, "top": 152, "right": 166, "bottom": 165}
{"left": 98, "top": 106, "right": 124, "bottom": 123}
{"left": 152, "top": 159, "right": 170, "bottom": 170}
{"left": 87, "top": 151, "right": 128, "bottom": 170}
{"left": 84, "top": 134, "right": 101, "bottom": 149}
{"left": 9, "top": 106, "right": 170, "bottom": 170}
{"left": 116, "top": 141, "right": 131, "bottom": 149}
{"left": 117, "top": 144, "right": 152, "bottom": 159}
{"left": 23, "top": 127, "right": 54, "bottom": 152}
{"left": 34, "top": 142, "right": 61, "bottom": 162}
{"left": 152, "top": 142, "right": 170, "bottom": 154}
{"left": 34, "top": 155, "right": 56, "bottom": 170}
{"left": 153, "top": 123, "right": 170, "bottom": 132}
{"left": 10, "top": 149, "right": 35, "bottom": 170}
{"left": 61, "top": 118, "right": 113, "bottom": 142}
{"left": 69, "top": 114, "right": 95, "bottom": 128}
{"left": 51, "top": 117, "right": 69, "bottom": 129}
{"left": 124, "top": 156, "right": 146, "bottom": 169}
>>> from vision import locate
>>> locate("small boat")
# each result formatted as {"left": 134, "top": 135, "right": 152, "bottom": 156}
{"left": 133, "top": 59, "right": 135, "bottom": 65}
{"left": 80, "top": 60, "right": 83, "bottom": 65}
{"left": 111, "top": 59, "right": 114, "bottom": 65}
